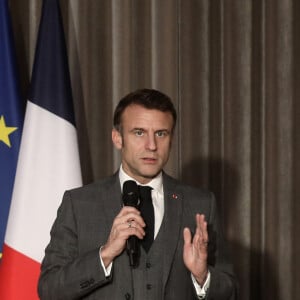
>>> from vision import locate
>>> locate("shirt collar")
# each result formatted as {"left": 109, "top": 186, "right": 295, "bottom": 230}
{"left": 119, "top": 165, "right": 163, "bottom": 194}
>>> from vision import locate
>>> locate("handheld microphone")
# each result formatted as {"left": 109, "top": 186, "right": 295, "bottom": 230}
{"left": 122, "top": 180, "right": 140, "bottom": 268}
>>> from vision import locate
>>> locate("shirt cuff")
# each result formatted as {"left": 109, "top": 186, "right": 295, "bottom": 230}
{"left": 191, "top": 271, "right": 211, "bottom": 299}
{"left": 99, "top": 246, "right": 113, "bottom": 277}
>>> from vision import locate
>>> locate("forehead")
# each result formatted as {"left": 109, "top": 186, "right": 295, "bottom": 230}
{"left": 121, "top": 104, "right": 174, "bottom": 130}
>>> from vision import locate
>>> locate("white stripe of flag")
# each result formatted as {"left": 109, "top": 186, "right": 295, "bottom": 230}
{"left": 5, "top": 100, "right": 82, "bottom": 263}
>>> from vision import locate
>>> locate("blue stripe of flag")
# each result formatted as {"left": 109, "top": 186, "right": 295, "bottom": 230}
{"left": 28, "top": 0, "right": 75, "bottom": 126}
{"left": 0, "top": 0, "right": 24, "bottom": 255}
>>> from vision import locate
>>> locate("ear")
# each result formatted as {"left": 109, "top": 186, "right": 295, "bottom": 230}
{"left": 112, "top": 128, "right": 122, "bottom": 149}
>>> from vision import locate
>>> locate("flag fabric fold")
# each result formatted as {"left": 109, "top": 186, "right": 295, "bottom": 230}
{"left": 0, "top": 0, "right": 82, "bottom": 298}
{"left": 0, "top": 0, "right": 24, "bottom": 260}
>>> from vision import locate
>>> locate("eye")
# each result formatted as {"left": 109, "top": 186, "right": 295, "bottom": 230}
{"left": 134, "top": 129, "right": 144, "bottom": 136}
{"left": 156, "top": 130, "right": 169, "bottom": 137}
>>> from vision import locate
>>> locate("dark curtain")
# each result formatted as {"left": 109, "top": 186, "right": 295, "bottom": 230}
{"left": 9, "top": 1, "right": 300, "bottom": 299}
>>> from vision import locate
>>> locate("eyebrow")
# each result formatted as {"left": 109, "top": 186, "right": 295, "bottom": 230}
{"left": 131, "top": 128, "right": 170, "bottom": 133}
{"left": 130, "top": 127, "right": 144, "bottom": 132}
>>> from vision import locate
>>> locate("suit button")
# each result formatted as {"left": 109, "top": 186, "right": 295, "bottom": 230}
{"left": 124, "top": 292, "right": 131, "bottom": 299}
{"left": 80, "top": 281, "right": 89, "bottom": 289}
{"left": 146, "top": 284, "right": 152, "bottom": 290}
{"left": 146, "top": 262, "right": 151, "bottom": 268}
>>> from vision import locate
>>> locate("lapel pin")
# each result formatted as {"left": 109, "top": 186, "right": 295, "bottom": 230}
{"left": 172, "top": 194, "right": 178, "bottom": 199}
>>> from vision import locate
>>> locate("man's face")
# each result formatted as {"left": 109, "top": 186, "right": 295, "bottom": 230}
{"left": 112, "top": 104, "right": 174, "bottom": 184}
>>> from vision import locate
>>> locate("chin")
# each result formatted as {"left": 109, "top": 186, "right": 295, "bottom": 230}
{"left": 140, "top": 169, "right": 160, "bottom": 179}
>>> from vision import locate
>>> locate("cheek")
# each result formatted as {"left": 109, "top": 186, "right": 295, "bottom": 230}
{"left": 129, "top": 139, "right": 145, "bottom": 150}
{"left": 122, "top": 141, "right": 141, "bottom": 156}
{"left": 159, "top": 141, "right": 172, "bottom": 156}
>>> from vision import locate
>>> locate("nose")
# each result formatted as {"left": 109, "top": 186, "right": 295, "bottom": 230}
{"left": 146, "top": 134, "right": 157, "bottom": 151}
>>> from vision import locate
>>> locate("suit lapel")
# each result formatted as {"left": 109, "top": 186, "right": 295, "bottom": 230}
{"left": 99, "top": 173, "right": 134, "bottom": 296}
{"left": 101, "top": 173, "right": 122, "bottom": 227}
{"left": 161, "top": 174, "right": 183, "bottom": 288}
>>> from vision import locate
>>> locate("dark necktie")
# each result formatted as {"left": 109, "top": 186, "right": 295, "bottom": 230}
{"left": 138, "top": 185, "right": 154, "bottom": 252}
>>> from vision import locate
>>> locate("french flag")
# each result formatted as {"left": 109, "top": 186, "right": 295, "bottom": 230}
{"left": 0, "top": 0, "right": 82, "bottom": 298}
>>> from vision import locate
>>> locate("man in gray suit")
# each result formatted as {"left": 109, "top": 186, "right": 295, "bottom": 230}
{"left": 38, "top": 89, "right": 237, "bottom": 299}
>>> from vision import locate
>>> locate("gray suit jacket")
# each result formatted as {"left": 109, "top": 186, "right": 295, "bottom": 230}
{"left": 38, "top": 172, "right": 237, "bottom": 300}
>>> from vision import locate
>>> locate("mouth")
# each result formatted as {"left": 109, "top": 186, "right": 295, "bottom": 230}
{"left": 141, "top": 157, "right": 157, "bottom": 163}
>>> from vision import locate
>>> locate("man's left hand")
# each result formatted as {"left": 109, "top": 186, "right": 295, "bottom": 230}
{"left": 183, "top": 213, "right": 209, "bottom": 286}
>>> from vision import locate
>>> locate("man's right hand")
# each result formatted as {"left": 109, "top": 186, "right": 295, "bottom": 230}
{"left": 101, "top": 206, "right": 146, "bottom": 267}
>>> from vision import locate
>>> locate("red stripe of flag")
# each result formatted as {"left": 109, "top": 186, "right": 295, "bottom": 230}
{"left": 0, "top": 244, "right": 40, "bottom": 299}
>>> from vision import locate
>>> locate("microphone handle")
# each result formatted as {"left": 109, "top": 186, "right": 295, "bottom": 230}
{"left": 126, "top": 235, "right": 139, "bottom": 267}
{"left": 122, "top": 180, "right": 140, "bottom": 267}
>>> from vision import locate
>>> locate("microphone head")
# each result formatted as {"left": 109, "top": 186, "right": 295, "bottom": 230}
{"left": 122, "top": 180, "right": 139, "bottom": 207}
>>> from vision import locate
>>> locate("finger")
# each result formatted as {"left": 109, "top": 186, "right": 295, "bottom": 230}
{"left": 125, "top": 220, "right": 145, "bottom": 235}
{"left": 118, "top": 206, "right": 141, "bottom": 217}
{"left": 119, "top": 220, "right": 146, "bottom": 239}
{"left": 127, "top": 225, "right": 145, "bottom": 239}
{"left": 115, "top": 211, "right": 146, "bottom": 228}
{"left": 194, "top": 214, "right": 209, "bottom": 250}
{"left": 196, "top": 214, "right": 208, "bottom": 241}
{"left": 183, "top": 227, "right": 192, "bottom": 245}
{"left": 126, "top": 214, "right": 146, "bottom": 228}
{"left": 110, "top": 207, "right": 147, "bottom": 242}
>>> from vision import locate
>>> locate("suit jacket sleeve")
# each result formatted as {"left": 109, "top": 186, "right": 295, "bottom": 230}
{"left": 38, "top": 190, "right": 112, "bottom": 300}
{"left": 204, "top": 192, "right": 238, "bottom": 300}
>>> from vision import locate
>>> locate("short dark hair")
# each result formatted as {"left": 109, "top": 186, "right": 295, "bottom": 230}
{"left": 113, "top": 88, "right": 177, "bottom": 131}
